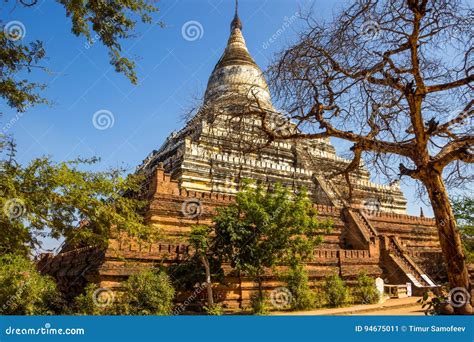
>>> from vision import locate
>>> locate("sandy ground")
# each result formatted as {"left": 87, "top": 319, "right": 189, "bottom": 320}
{"left": 271, "top": 297, "right": 425, "bottom": 316}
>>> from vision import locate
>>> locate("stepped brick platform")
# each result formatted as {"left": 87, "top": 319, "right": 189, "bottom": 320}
{"left": 39, "top": 166, "right": 450, "bottom": 309}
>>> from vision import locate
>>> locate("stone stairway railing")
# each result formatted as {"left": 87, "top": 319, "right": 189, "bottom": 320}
{"left": 340, "top": 208, "right": 380, "bottom": 259}
{"left": 387, "top": 236, "right": 437, "bottom": 288}
{"left": 355, "top": 210, "right": 379, "bottom": 240}
{"left": 313, "top": 174, "right": 347, "bottom": 208}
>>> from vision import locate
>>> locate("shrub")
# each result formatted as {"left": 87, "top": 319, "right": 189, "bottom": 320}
{"left": 0, "top": 254, "right": 64, "bottom": 315}
{"left": 352, "top": 272, "right": 380, "bottom": 304}
{"left": 323, "top": 274, "right": 349, "bottom": 307}
{"left": 251, "top": 294, "right": 269, "bottom": 315}
{"left": 74, "top": 270, "right": 175, "bottom": 315}
{"left": 120, "top": 270, "right": 175, "bottom": 315}
{"left": 313, "top": 287, "right": 326, "bottom": 308}
{"left": 204, "top": 303, "right": 223, "bottom": 315}
{"left": 74, "top": 283, "right": 117, "bottom": 315}
{"left": 285, "top": 265, "right": 315, "bottom": 310}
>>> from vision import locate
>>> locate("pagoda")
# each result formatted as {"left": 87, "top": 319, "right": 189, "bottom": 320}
{"left": 136, "top": 4, "right": 407, "bottom": 215}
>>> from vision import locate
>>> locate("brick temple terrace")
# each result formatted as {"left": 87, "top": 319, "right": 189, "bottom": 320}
{"left": 38, "top": 5, "right": 474, "bottom": 312}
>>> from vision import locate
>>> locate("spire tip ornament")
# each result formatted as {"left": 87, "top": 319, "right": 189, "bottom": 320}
{"left": 231, "top": 0, "right": 242, "bottom": 31}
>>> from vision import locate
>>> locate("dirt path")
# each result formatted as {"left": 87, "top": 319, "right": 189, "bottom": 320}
{"left": 271, "top": 297, "right": 424, "bottom": 316}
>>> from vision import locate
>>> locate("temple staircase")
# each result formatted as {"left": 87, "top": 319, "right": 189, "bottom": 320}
{"left": 384, "top": 236, "right": 438, "bottom": 292}
{"left": 343, "top": 208, "right": 438, "bottom": 294}
{"left": 341, "top": 208, "right": 379, "bottom": 254}
{"left": 352, "top": 209, "right": 379, "bottom": 244}
{"left": 295, "top": 146, "right": 346, "bottom": 207}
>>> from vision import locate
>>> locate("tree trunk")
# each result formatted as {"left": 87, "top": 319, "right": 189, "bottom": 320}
{"left": 422, "top": 170, "right": 471, "bottom": 314}
{"left": 200, "top": 255, "right": 214, "bottom": 307}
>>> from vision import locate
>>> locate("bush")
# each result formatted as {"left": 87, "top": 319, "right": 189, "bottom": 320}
{"left": 323, "top": 274, "right": 349, "bottom": 307}
{"left": 313, "top": 287, "right": 326, "bottom": 308}
{"left": 352, "top": 272, "right": 380, "bottom": 304}
{"left": 74, "top": 283, "right": 114, "bottom": 315}
{"left": 204, "top": 303, "right": 223, "bottom": 315}
{"left": 0, "top": 254, "right": 64, "bottom": 315}
{"left": 120, "top": 270, "right": 175, "bottom": 315}
{"left": 285, "top": 265, "right": 315, "bottom": 310}
{"left": 74, "top": 269, "right": 175, "bottom": 315}
{"left": 251, "top": 294, "right": 269, "bottom": 315}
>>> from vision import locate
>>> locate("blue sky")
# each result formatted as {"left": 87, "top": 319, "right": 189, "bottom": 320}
{"left": 2, "top": 0, "right": 434, "bottom": 252}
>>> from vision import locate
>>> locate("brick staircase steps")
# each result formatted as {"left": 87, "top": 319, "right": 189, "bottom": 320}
{"left": 386, "top": 236, "right": 437, "bottom": 291}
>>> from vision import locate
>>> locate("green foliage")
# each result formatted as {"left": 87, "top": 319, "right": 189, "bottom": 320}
{"left": 168, "top": 257, "right": 207, "bottom": 290}
{"left": 250, "top": 294, "right": 269, "bottom": 315}
{"left": 352, "top": 272, "right": 380, "bottom": 305}
{"left": 452, "top": 196, "right": 474, "bottom": 262}
{"left": 119, "top": 270, "right": 175, "bottom": 315}
{"left": 188, "top": 225, "right": 221, "bottom": 307}
{"left": 313, "top": 287, "right": 326, "bottom": 308}
{"left": 171, "top": 225, "right": 223, "bottom": 295}
{"left": 0, "top": 143, "right": 155, "bottom": 256}
{"left": 204, "top": 303, "right": 223, "bottom": 316}
{"left": 75, "top": 270, "right": 175, "bottom": 316}
{"left": 213, "top": 182, "right": 331, "bottom": 279}
{"left": 285, "top": 264, "right": 315, "bottom": 310}
{"left": 57, "top": 0, "right": 160, "bottom": 84}
{"left": 0, "top": 254, "right": 64, "bottom": 315}
{"left": 189, "top": 225, "right": 213, "bottom": 254}
{"left": 418, "top": 288, "right": 450, "bottom": 316}
{"left": 1, "top": 1, "right": 160, "bottom": 112}
{"left": 323, "top": 274, "right": 350, "bottom": 307}
{"left": 0, "top": 32, "right": 47, "bottom": 111}
{"left": 74, "top": 283, "right": 116, "bottom": 315}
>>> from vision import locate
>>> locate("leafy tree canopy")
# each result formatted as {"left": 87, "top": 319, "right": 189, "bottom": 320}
{"left": 0, "top": 139, "right": 156, "bottom": 257}
{"left": 213, "top": 182, "right": 332, "bottom": 276}
{"left": 452, "top": 196, "right": 474, "bottom": 261}
{"left": 0, "top": 254, "right": 64, "bottom": 315}
{"left": 1, "top": 0, "right": 160, "bottom": 112}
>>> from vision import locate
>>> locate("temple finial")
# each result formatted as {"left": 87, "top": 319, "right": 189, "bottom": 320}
{"left": 231, "top": 0, "right": 242, "bottom": 31}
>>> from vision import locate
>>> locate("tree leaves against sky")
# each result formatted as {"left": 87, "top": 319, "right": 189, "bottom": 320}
{"left": 1, "top": 0, "right": 160, "bottom": 112}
